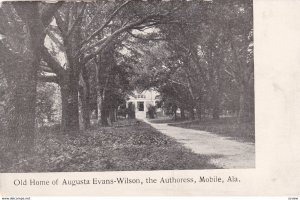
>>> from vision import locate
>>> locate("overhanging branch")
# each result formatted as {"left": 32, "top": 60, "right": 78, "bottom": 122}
{"left": 82, "top": 13, "right": 169, "bottom": 63}
{"left": 127, "top": 31, "right": 166, "bottom": 41}
{"left": 41, "top": 2, "right": 64, "bottom": 27}
{"left": 41, "top": 46, "right": 65, "bottom": 76}
{"left": 80, "top": 0, "right": 132, "bottom": 48}
{"left": 40, "top": 65, "right": 54, "bottom": 73}
{"left": 67, "top": 3, "right": 87, "bottom": 37}
{"left": 54, "top": 12, "right": 67, "bottom": 39}
{"left": 38, "top": 74, "right": 59, "bottom": 83}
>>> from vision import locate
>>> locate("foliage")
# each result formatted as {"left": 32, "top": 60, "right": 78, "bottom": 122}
{"left": 0, "top": 0, "right": 254, "bottom": 156}
{"left": 36, "top": 83, "right": 57, "bottom": 126}
{"left": 127, "top": 102, "right": 136, "bottom": 119}
{"left": 0, "top": 120, "right": 218, "bottom": 172}
{"left": 146, "top": 104, "right": 156, "bottom": 119}
{"left": 127, "top": 0, "right": 253, "bottom": 122}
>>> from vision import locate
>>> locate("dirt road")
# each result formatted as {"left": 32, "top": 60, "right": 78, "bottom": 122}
{"left": 143, "top": 120, "right": 255, "bottom": 169}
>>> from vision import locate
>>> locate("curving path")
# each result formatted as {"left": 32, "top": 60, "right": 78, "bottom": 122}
{"left": 142, "top": 119, "right": 255, "bottom": 169}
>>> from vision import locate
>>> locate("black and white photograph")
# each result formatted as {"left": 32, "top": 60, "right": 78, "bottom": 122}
{"left": 0, "top": 0, "right": 254, "bottom": 173}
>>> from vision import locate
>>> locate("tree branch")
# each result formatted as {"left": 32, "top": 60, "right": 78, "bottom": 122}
{"left": 38, "top": 74, "right": 59, "bottom": 83}
{"left": 67, "top": 3, "right": 87, "bottom": 37}
{"left": 41, "top": 2, "right": 64, "bottom": 27}
{"left": 41, "top": 46, "right": 65, "bottom": 77}
{"left": 132, "top": 21, "right": 160, "bottom": 31}
{"left": 46, "top": 29, "right": 63, "bottom": 49}
{"left": 169, "top": 79, "right": 188, "bottom": 87}
{"left": 224, "top": 68, "right": 235, "bottom": 79}
{"left": 127, "top": 30, "right": 166, "bottom": 41}
{"left": 40, "top": 65, "right": 54, "bottom": 73}
{"left": 54, "top": 12, "right": 67, "bottom": 39}
{"left": 83, "top": 2, "right": 106, "bottom": 31}
{"left": 82, "top": 14, "right": 168, "bottom": 63}
{"left": 80, "top": 0, "right": 132, "bottom": 48}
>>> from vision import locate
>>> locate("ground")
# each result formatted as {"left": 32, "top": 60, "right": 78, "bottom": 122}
{"left": 0, "top": 119, "right": 218, "bottom": 173}
{"left": 145, "top": 118, "right": 255, "bottom": 169}
{"left": 0, "top": 116, "right": 255, "bottom": 172}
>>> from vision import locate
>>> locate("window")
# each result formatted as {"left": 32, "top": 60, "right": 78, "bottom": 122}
{"left": 137, "top": 95, "right": 145, "bottom": 99}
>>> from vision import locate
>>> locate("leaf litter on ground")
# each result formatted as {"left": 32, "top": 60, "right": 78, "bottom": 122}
{"left": 0, "top": 119, "right": 219, "bottom": 172}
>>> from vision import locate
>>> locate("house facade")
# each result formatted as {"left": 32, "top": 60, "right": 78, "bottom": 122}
{"left": 126, "top": 89, "right": 160, "bottom": 119}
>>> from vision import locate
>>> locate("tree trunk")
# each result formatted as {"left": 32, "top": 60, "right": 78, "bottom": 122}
{"left": 196, "top": 101, "right": 202, "bottom": 120}
{"left": 60, "top": 78, "right": 80, "bottom": 133}
{"left": 180, "top": 107, "right": 185, "bottom": 119}
{"left": 210, "top": 60, "right": 221, "bottom": 120}
{"left": 7, "top": 64, "right": 37, "bottom": 153}
{"left": 173, "top": 105, "right": 178, "bottom": 121}
{"left": 238, "top": 84, "right": 248, "bottom": 123}
{"left": 212, "top": 104, "right": 220, "bottom": 119}
{"left": 95, "top": 102, "right": 98, "bottom": 120}
{"left": 95, "top": 62, "right": 102, "bottom": 123}
{"left": 212, "top": 92, "right": 220, "bottom": 120}
{"left": 82, "top": 97, "right": 91, "bottom": 130}
{"left": 97, "top": 93, "right": 111, "bottom": 126}
{"left": 101, "top": 105, "right": 109, "bottom": 126}
{"left": 189, "top": 108, "right": 195, "bottom": 120}
{"left": 79, "top": 86, "right": 90, "bottom": 130}
{"left": 10, "top": 2, "right": 44, "bottom": 152}
{"left": 96, "top": 89, "right": 102, "bottom": 123}
{"left": 79, "top": 68, "right": 91, "bottom": 130}
{"left": 109, "top": 108, "right": 116, "bottom": 123}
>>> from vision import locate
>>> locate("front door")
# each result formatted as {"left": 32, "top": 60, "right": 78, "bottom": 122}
{"left": 137, "top": 101, "right": 144, "bottom": 111}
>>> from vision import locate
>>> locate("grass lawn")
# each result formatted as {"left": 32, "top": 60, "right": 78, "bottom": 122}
{"left": 169, "top": 117, "right": 255, "bottom": 143}
{"left": 0, "top": 119, "right": 218, "bottom": 172}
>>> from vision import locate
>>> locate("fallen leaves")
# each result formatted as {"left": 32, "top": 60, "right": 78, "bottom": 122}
{"left": 0, "top": 120, "right": 218, "bottom": 172}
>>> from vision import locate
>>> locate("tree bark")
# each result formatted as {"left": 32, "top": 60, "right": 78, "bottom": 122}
{"left": 95, "top": 62, "right": 102, "bottom": 123}
{"left": 189, "top": 108, "right": 195, "bottom": 120}
{"left": 238, "top": 84, "right": 248, "bottom": 123}
{"left": 212, "top": 91, "right": 220, "bottom": 120}
{"left": 60, "top": 77, "right": 80, "bottom": 133}
{"left": 173, "top": 105, "right": 178, "bottom": 121}
{"left": 109, "top": 108, "right": 116, "bottom": 123}
{"left": 52, "top": 4, "right": 84, "bottom": 133}
{"left": 180, "top": 107, "right": 185, "bottom": 119}
{"left": 212, "top": 104, "right": 220, "bottom": 119}
{"left": 101, "top": 104, "right": 109, "bottom": 126}
{"left": 10, "top": 2, "right": 45, "bottom": 152}
{"left": 196, "top": 100, "right": 202, "bottom": 121}
{"left": 96, "top": 90, "right": 102, "bottom": 123}
{"left": 7, "top": 64, "right": 37, "bottom": 152}
{"left": 79, "top": 67, "right": 91, "bottom": 130}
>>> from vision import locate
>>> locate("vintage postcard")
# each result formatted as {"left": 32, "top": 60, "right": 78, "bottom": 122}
{"left": 0, "top": 0, "right": 299, "bottom": 197}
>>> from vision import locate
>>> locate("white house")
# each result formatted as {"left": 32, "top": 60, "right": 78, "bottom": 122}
{"left": 126, "top": 89, "right": 160, "bottom": 119}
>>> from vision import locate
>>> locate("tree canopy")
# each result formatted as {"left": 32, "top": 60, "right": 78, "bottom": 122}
{"left": 0, "top": 0, "right": 254, "bottom": 153}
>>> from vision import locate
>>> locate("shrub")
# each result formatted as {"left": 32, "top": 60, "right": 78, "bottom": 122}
{"left": 147, "top": 104, "right": 156, "bottom": 119}
{"left": 127, "top": 103, "right": 136, "bottom": 119}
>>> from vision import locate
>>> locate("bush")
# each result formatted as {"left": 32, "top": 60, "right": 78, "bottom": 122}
{"left": 147, "top": 104, "right": 156, "bottom": 119}
{"left": 117, "top": 105, "right": 127, "bottom": 118}
{"left": 127, "top": 103, "right": 136, "bottom": 119}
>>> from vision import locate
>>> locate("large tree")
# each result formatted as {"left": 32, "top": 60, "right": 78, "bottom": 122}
{"left": 123, "top": 0, "right": 253, "bottom": 122}
{"left": 39, "top": 0, "right": 183, "bottom": 131}
{"left": 0, "top": 2, "right": 62, "bottom": 152}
